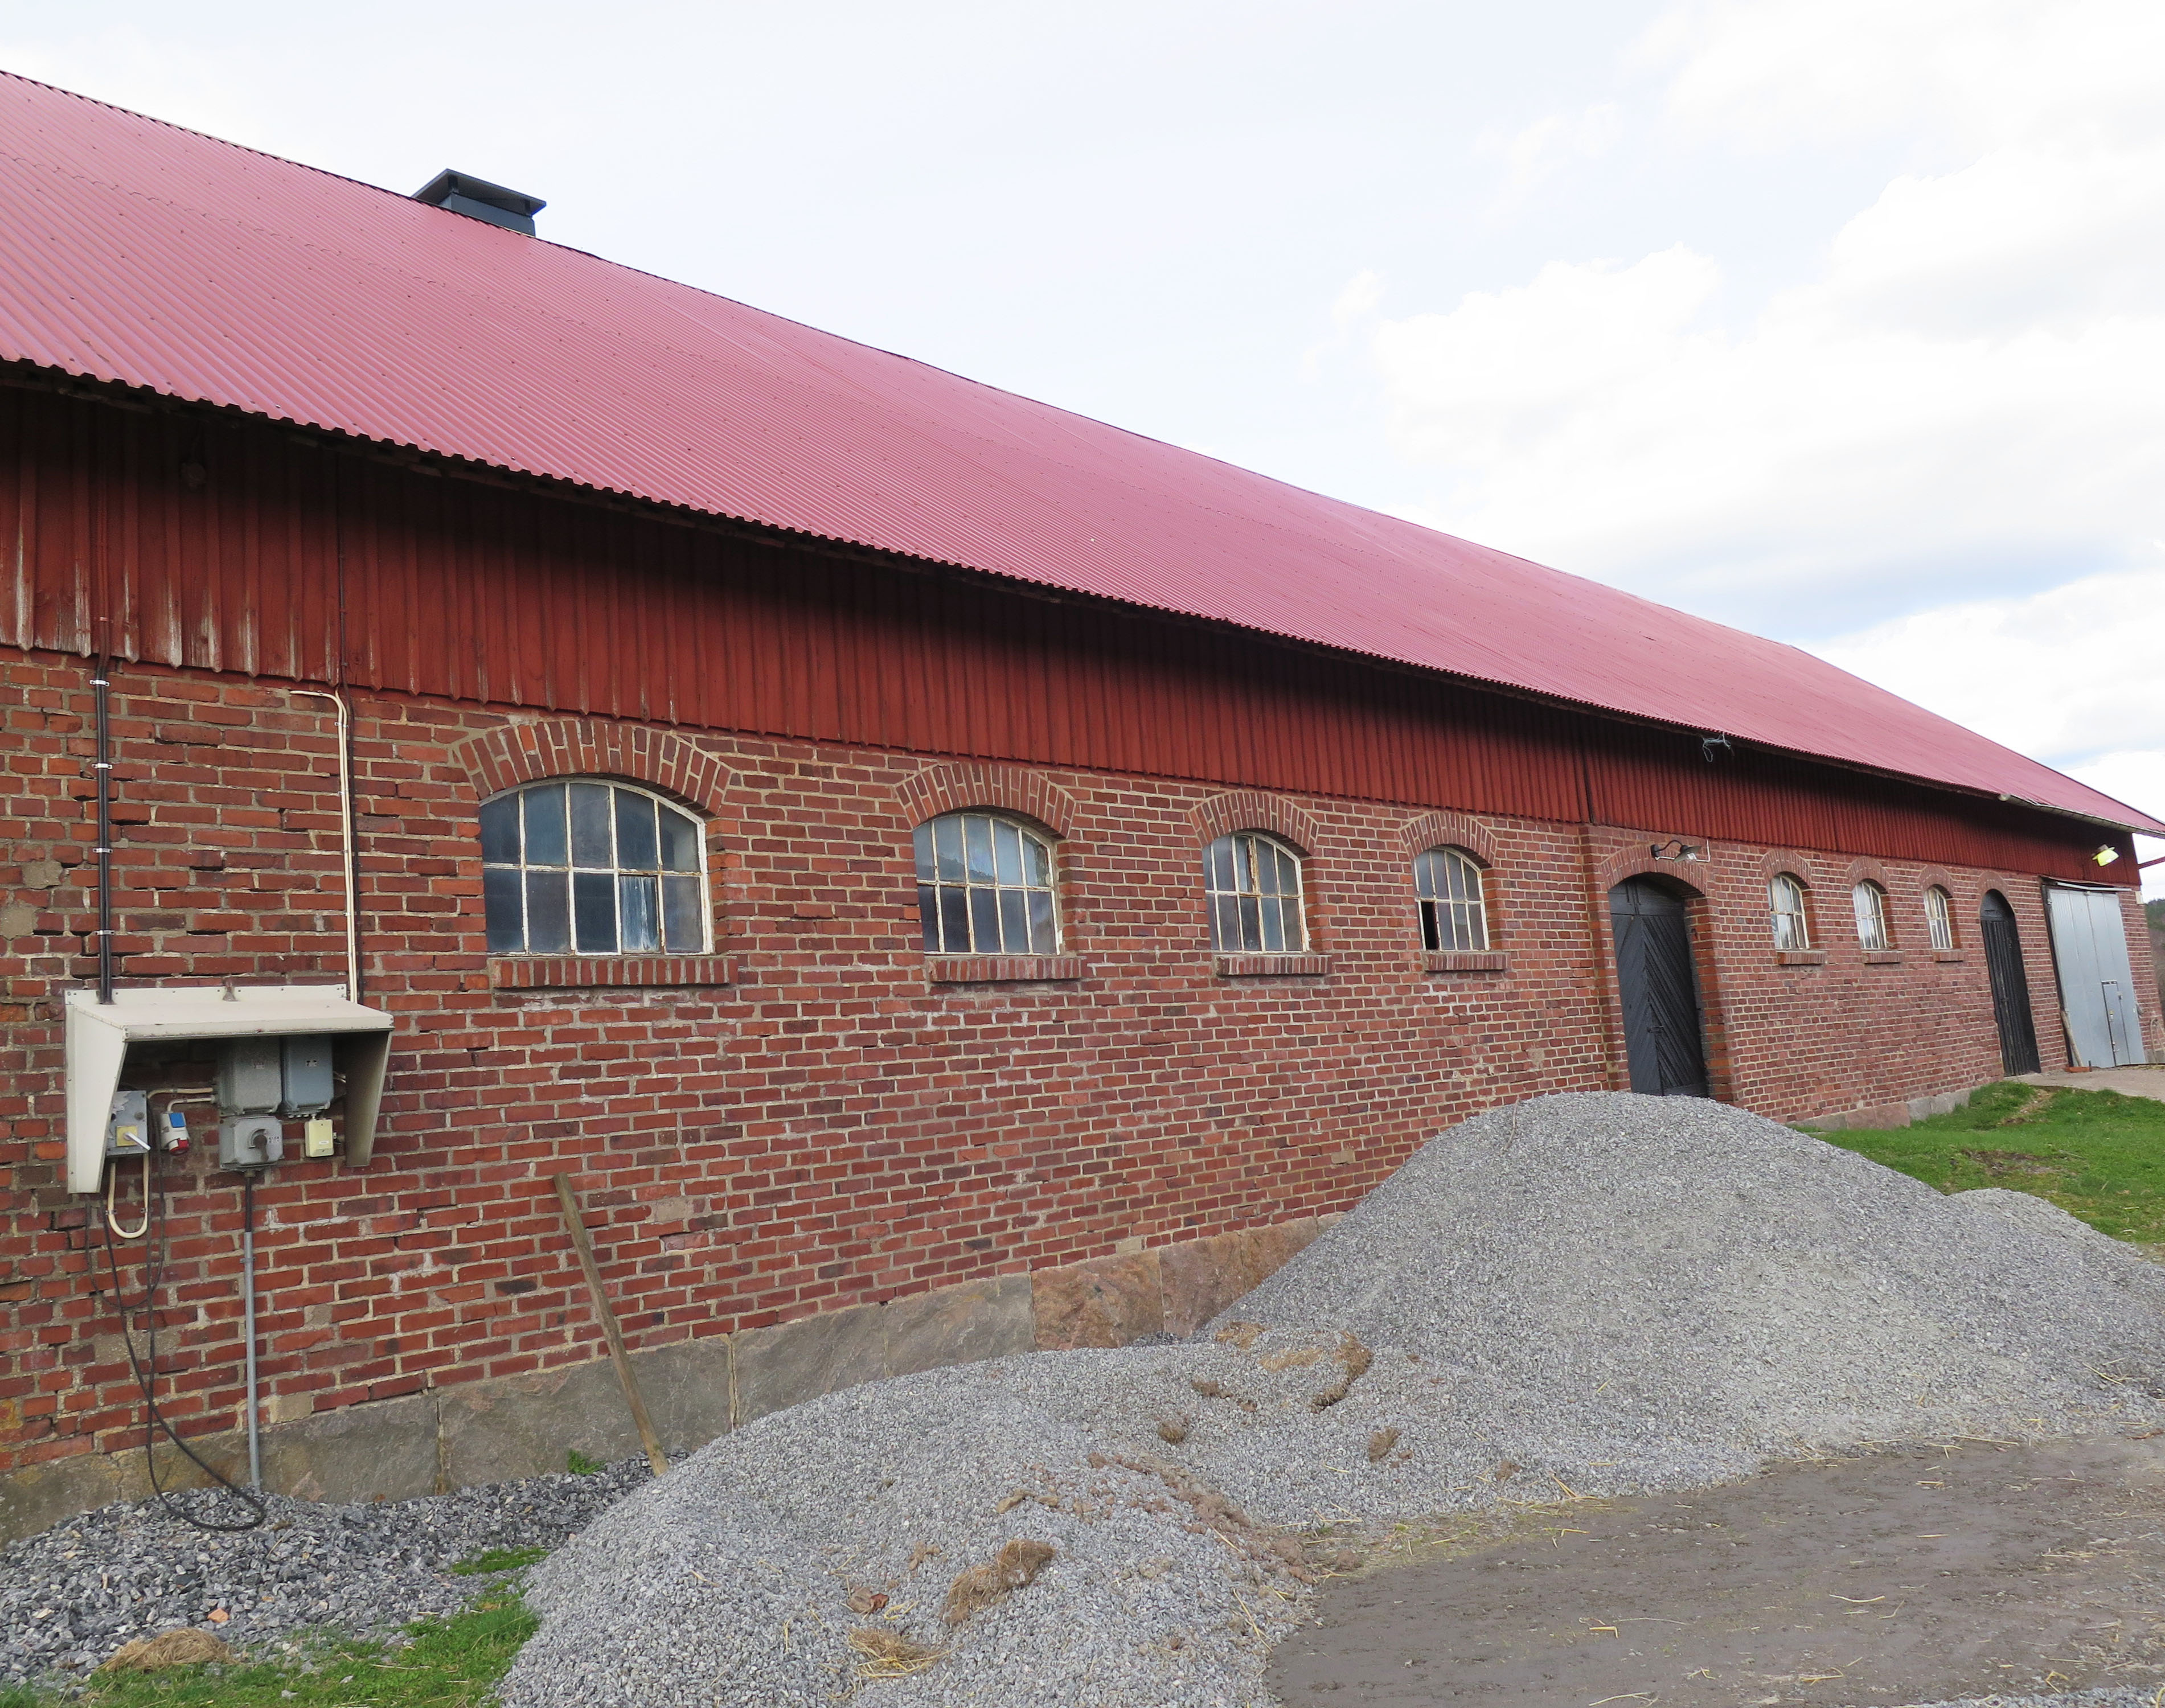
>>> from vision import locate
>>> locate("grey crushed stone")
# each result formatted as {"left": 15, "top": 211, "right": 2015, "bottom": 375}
{"left": 0, "top": 1458, "right": 650, "bottom": 1681}
{"left": 505, "top": 1094, "right": 2165, "bottom": 1708}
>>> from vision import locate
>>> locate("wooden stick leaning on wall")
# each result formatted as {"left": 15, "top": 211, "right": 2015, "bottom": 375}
{"left": 551, "top": 1175, "right": 671, "bottom": 1479}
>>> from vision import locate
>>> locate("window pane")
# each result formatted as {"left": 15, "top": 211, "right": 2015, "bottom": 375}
{"left": 934, "top": 815, "right": 965, "bottom": 883}
{"left": 994, "top": 819, "right": 1023, "bottom": 885}
{"left": 1276, "top": 845, "right": 1301, "bottom": 898}
{"left": 1209, "top": 894, "right": 1236, "bottom": 950}
{"left": 479, "top": 796, "right": 520, "bottom": 866}
{"left": 620, "top": 875, "right": 659, "bottom": 952}
{"left": 914, "top": 824, "right": 936, "bottom": 882}
{"left": 1024, "top": 835, "right": 1051, "bottom": 888}
{"left": 1420, "top": 900, "right": 1441, "bottom": 952}
{"left": 1281, "top": 899, "right": 1305, "bottom": 952}
{"left": 917, "top": 882, "right": 941, "bottom": 951}
{"left": 1196, "top": 838, "right": 1220, "bottom": 895}
{"left": 964, "top": 815, "right": 996, "bottom": 882}
{"left": 573, "top": 871, "right": 618, "bottom": 952}
{"left": 969, "top": 887, "right": 1001, "bottom": 951}
{"left": 662, "top": 875, "right": 703, "bottom": 950}
{"left": 1260, "top": 895, "right": 1285, "bottom": 952}
{"left": 569, "top": 783, "right": 612, "bottom": 868}
{"left": 1413, "top": 852, "right": 1437, "bottom": 901}
{"left": 1237, "top": 896, "right": 1261, "bottom": 951}
{"left": 484, "top": 867, "right": 523, "bottom": 952}
{"left": 524, "top": 784, "right": 568, "bottom": 867}
{"left": 614, "top": 791, "right": 658, "bottom": 871}
{"left": 1027, "top": 889, "right": 1055, "bottom": 955}
{"left": 998, "top": 889, "right": 1028, "bottom": 952}
{"left": 1462, "top": 900, "right": 1485, "bottom": 952}
{"left": 526, "top": 871, "right": 570, "bottom": 954}
{"left": 658, "top": 806, "right": 700, "bottom": 873}
{"left": 939, "top": 886, "right": 970, "bottom": 952}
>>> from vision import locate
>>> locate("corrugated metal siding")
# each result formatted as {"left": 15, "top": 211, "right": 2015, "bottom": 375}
{"left": 0, "top": 386, "right": 2110, "bottom": 879}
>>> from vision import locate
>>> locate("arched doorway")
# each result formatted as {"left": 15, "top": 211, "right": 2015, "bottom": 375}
{"left": 1608, "top": 877, "right": 1709, "bottom": 1097}
{"left": 1980, "top": 890, "right": 2041, "bottom": 1075}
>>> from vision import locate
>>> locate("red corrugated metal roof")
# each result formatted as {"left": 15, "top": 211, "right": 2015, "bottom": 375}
{"left": 0, "top": 71, "right": 2152, "bottom": 835}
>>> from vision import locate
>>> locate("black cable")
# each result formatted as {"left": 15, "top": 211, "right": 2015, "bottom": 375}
{"left": 101, "top": 1148, "right": 266, "bottom": 1533}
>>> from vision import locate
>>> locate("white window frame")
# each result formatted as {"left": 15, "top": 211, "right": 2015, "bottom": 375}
{"left": 1414, "top": 846, "right": 1489, "bottom": 952}
{"left": 915, "top": 812, "right": 1060, "bottom": 955}
{"left": 480, "top": 779, "right": 710, "bottom": 956}
{"left": 1852, "top": 880, "right": 1892, "bottom": 951}
{"left": 1769, "top": 874, "right": 1811, "bottom": 951}
{"left": 1204, "top": 832, "right": 1307, "bottom": 954}
{"left": 1924, "top": 885, "right": 1955, "bottom": 951}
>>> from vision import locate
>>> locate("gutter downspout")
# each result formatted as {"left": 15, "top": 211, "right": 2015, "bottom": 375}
{"left": 290, "top": 688, "right": 359, "bottom": 1000}
{"left": 92, "top": 658, "right": 115, "bottom": 1004}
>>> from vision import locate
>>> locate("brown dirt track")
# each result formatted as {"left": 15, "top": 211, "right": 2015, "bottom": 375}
{"left": 1272, "top": 1436, "right": 2165, "bottom": 1706}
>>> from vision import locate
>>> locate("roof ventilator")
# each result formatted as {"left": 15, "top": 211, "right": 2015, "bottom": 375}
{"left": 411, "top": 169, "right": 545, "bottom": 235}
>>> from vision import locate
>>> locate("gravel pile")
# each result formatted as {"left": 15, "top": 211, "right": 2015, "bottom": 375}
{"left": 505, "top": 1094, "right": 2165, "bottom": 1708}
{"left": 0, "top": 1459, "right": 650, "bottom": 1681}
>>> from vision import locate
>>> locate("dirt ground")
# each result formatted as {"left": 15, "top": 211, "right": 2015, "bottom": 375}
{"left": 1271, "top": 1436, "right": 2165, "bottom": 1706}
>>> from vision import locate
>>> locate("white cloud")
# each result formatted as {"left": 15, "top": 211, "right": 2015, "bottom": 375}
{"left": 1302, "top": 269, "right": 1387, "bottom": 379}
{"left": 1365, "top": 0, "right": 2165, "bottom": 631}
{"left": 1477, "top": 102, "right": 1624, "bottom": 199}
{"left": 1811, "top": 566, "right": 2165, "bottom": 894}
{"left": 1640, "top": 0, "right": 2165, "bottom": 153}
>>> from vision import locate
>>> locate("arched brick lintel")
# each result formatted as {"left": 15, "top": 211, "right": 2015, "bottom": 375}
{"left": 1752, "top": 848, "right": 1818, "bottom": 888}
{"left": 896, "top": 762, "right": 1077, "bottom": 839}
{"left": 1192, "top": 790, "right": 1321, "bottom": 856}
{"left": 450, "top": 719, "right": 731, "bottom": 816}
{"left": 1397, "top": 810, "right": 1495, "bottom": 865}
{"left": 1594, "top": 847, "right": 1709, "bottom": 898}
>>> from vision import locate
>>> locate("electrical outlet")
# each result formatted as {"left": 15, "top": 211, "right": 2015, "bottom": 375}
{"left": 105, "top": 1089, "right": 150, "bottom": 1158}
{"left": 219, "top": 1116, "right": 284, "bottom": 1170}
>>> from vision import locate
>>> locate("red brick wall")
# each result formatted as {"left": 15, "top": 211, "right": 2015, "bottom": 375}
{"left": 1, "top": 649, "right": 2154, "bottom": 1481}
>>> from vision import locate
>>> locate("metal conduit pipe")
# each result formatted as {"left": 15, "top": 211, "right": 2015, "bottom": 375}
{"left": 92, "top": 657, "right": 114, "bottom": 1004}
{"left": 290, "top": 688, "right": 360, "bottom": 1000}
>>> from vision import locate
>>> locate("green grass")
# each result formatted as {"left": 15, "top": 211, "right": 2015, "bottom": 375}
{"left": 1823, "top": 1078, "right": 2165, "bottom": 1243}
{"left": 0, "top": 1592, "right": 537, "bottom": 1708}
{"left": 447, "top": 1546, "right": 547, "bottom": 1578}
{"left": 563, "top": 1450, "right": 602, "bottom": 1477}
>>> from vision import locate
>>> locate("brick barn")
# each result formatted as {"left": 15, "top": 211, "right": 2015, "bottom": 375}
{"left": 2, "top": 75, "right": 2158, "bottom": 1536}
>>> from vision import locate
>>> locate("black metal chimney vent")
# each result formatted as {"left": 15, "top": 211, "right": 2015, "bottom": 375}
{"left": 412, "top": 169, "right": 545, "bottom": 235}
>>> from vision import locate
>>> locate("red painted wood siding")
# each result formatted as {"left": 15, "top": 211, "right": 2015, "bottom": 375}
{"left": 0, "top": 381, "right": 2115, "bottom": 881}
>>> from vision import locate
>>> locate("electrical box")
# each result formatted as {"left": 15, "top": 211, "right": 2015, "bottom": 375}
{"left": 280, "top": 1036, "right": 335, "bottom": 1116}
{"left": 104, "top": 1089, "right": 150, "bottom": 1159}
{"left": 216, "top": 1037, "right": 283, "bottom": 1115}
{"left": 220, "top": 1116, "right": 284, "bottom": 1170}
{"left": 302, "top": 1118, "right": 335, "bottom": 1159}
{"left": 64, "top": 986, "right": 394, "bottom": 1194}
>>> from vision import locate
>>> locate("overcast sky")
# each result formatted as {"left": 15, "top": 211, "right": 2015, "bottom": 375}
{"left": 4, "top": 0, "right": 2160, "bottom": 890}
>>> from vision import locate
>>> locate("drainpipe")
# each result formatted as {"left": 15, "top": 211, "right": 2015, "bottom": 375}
{"left": 290, "top": 688, "right": 360, "bottom": 1000}
{"left": 92, "top": 658, "right": 115, "bottom": 1004}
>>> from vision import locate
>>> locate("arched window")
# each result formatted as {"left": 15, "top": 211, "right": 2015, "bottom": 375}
{"left": 1924, "top": 885, "right": 1955, "bottom": 951}
{"left": 1204, "top": 832, "right": 1306, "bottom": 953}
{"left": 1852, "top": 880, "right": 1892, "bottom": 950}
{"left": 915, "top": 812, "right": 1059, "bottom": 955}
{"left": 1769, "top": 874, "right": 1810, "bottom": 950}
{"left": 1413, "top": 847, "right": 1488, "bottom": 952}
{"left": 479, "top": 780, "right": 707, "bottom": 955}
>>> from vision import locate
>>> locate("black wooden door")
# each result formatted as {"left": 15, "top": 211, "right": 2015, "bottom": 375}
{"left": 1981, "top": 889, "right": 2041, "bottom": 1075}
{"left": 1609, "top": 878, "right": 1709, "bottom": 1097}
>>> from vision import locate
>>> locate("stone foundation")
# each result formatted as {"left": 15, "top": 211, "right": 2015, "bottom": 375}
{"left": 1, "top": 1218, "right": 1321, "bottom": 1542}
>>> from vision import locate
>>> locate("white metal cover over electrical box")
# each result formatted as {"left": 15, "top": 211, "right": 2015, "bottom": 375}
{"left": 65, "top": 986, "right": 393, "bottom": 1192}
